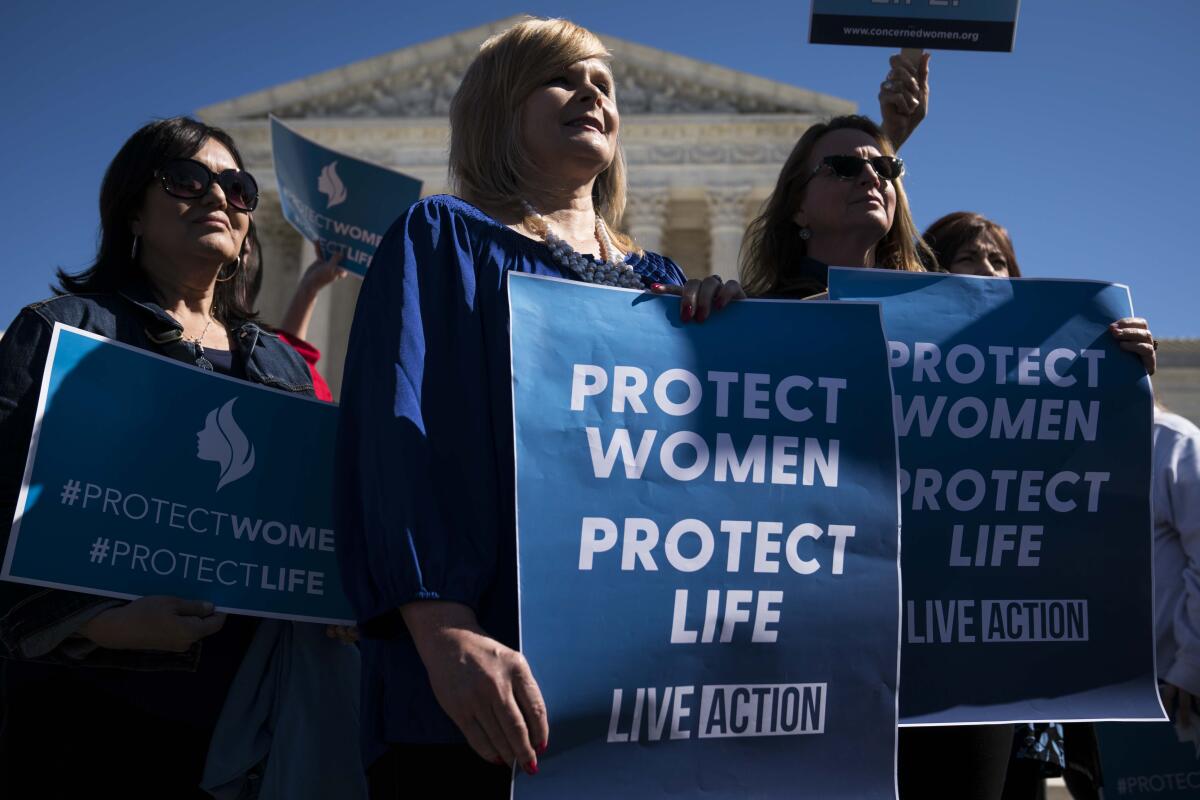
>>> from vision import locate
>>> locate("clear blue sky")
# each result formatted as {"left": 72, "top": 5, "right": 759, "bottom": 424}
{"left": 3, "top": 1, "right": 1196, "bottom": 334}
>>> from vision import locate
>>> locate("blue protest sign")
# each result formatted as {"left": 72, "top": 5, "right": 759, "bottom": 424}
{"left": 2, "top": 325, "right": 354, "bottom": 624}
{"left": 509, "top": 273, "right": 901, "bottom": 799}
{"left": 270, "top": 116, "right": 422, "bottom": 276}
{"left": 809, "top": 0, "right": 1021, "bottom": 52}
{"left": 829, "top": 269, "right": 1162, "bottom": 725}
{"left": 1098, "top": 721, "right": 1200, "bottom": 797}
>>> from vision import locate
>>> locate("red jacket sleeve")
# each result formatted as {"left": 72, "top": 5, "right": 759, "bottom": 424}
{"left": 277, "top": 331, "right": 334, "bottom": 402}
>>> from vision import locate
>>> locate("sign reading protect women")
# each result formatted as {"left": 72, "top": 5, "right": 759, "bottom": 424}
{"left": 809, "top": 0, "right": 1020, "bottom": 52}
{"left": 270, "top": 116, "right": 422, "bottom": 276}
{"left": 829, "top": 269, "right": 1163, "bottom": 725}
{"left": 1, "top": 325, "right": 354, "bottom": 624}
{"left": 509, "top": 273, "right": 902, "bottom": 799}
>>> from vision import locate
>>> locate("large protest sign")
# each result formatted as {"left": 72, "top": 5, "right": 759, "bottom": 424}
{"left": 2, "top": 325, "right": 354, "bottom": 624}
{"left": 270, "top": 116, "right": 421, "bottom": 276}
{"left": 1098, "top": 721, "right": 1200, "bottom": 798}
{"left": 829, "top": 269, "right": 1162, "bottom": 724}
{"left": 809, "top": 0, "right": 1020, "bottom": 52}
{"left": 509, "top": 273, "right": 901, "bottom": 799}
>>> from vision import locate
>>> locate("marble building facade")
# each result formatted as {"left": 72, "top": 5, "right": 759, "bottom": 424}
{"left": 198, "top": 17, "right": 1199, "bottom": 423}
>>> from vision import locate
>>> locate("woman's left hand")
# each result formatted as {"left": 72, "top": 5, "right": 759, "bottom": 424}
{"left": 1110, "top": 317, "right": 1157, "bottom": 375}
{"left": 301, "top": 242, "right": 349, "bottom": 292}
{"left": 650, "top": 275, "right": 745, "bottom": 322}
{"left": 325, "top": 625, "right": 359, "bottom": 644}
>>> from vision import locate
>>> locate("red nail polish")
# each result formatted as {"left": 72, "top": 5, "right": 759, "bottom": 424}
{"left": 524, "top": 760, "right": 539, "bottom": 776}
{"left": 651, "top": 282, "right": 664, "bottom": 291}
{"left": 537, "top": 740, "right": 548, "bottom": 755}
{"left": 681, "top": 303, "right": 693, "bottom": 321}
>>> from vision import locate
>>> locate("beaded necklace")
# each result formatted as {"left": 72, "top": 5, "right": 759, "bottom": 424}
{"left": 520, "top": 201, "right": 644, "bottom": 289}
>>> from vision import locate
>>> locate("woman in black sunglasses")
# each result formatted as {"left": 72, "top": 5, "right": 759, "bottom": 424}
{"left": 741, "top": 116, "right": 1157, "bottom": 800}
{"left": 0, "top": 117, "right": 361, "bottom": 797}
{"left": 740, "top": 114, "right": 931, "bottom": 299}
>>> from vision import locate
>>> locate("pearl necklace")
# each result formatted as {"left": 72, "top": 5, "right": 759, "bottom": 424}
{"left": 521, "top": 201, "right": 644, "bottom": 289}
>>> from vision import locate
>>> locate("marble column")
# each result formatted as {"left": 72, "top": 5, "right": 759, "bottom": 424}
{"left": 707, "top": 186, "right": 751, "bottom": 279}
{"left": 624, "top": 186, "right": 670, "bottom": 254}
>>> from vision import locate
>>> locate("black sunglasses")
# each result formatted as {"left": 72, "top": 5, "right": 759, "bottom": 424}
{"left": 811, "top": 155, "right": 905, "bottom": 182}
{"left": 156, "top": 158, "right": 260, "bottom": 212}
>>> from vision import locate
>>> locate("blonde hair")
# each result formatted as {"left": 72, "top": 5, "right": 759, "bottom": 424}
{"left": 449, "top": 17, "right": 635, "bottom": 251}
{"left": 740, "top": 115, "right": 931, "bottom": 297}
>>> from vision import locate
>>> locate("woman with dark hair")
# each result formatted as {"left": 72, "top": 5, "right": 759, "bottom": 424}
{"left": 0, "top": 117, "right": 356, "bottom": 797}
{"left": 923, "top": 210, "right": 1022, "bottom": 277}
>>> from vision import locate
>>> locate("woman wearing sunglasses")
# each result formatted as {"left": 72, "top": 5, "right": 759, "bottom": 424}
{"left": 740, "top": 115, "right": 928, "bottom": 298}
{"left": 740, "top": 116, "right": 1156, "bottom": 799}
{"left": 0, "top": 117, "right": 361, "bottom": 797}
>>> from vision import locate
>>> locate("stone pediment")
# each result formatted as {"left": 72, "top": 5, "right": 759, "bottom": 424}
{"left": 198, "top": 16, "right": 853, "bottom": 121}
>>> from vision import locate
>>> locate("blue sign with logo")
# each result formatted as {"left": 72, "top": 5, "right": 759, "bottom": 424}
{"left": 1, "top": 325, "right": 354, "bottom": 624}
{"left": 270, "top": 116, "right": 422, "bottom": 276}
{"left": 829, "top": 269, "right": 1162, "bottom": 725}
{"left": 509, "top": 273, "right": 902, "bottom": 799}
{"left": 809, "top": 0, "right": 1021, "bottom": 52}
{"left": 1098, "top": 721, "right": 1200, "bottom": 798}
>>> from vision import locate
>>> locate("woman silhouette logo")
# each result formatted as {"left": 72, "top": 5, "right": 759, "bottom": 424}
{"left": 196, "top": 398, "right": 256, "bottom": 491}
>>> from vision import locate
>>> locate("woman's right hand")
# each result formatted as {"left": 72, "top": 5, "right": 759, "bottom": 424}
{"left": 879, "top": 51, "right": 931, "bottom": 150}
{"left": 402, "top": 601, "right": 548, "bottom": 774}
{"left": 79, "top": 595, "right": 226, "bottom": 652}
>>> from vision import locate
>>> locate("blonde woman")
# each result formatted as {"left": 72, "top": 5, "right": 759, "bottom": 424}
{"left": 335, "top": 18, "right": 740, "bottom": 797}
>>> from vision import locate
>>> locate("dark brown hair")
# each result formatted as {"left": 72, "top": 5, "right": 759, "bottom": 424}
{"left": 740, "top": 115, "right": 931, "bottom": 298}
{"left": 922, "top": 211, "right": 1021, "bottom": 277}
{"left": 56, "top": 117, "right": 259, "bottom": 322}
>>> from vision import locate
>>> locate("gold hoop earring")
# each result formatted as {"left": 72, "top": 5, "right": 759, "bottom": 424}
{"left": 215, "top": 255, "right": 241, "bottom": 283}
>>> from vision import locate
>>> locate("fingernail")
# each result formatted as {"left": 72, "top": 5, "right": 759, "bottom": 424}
{"left": 681, "top": 303, "right": 693, "bottom": 321}
{"left": 524, "top": 760, "right": 539, "bottom": 776}
{"left": 537, "top": 740, "right": 548, "bottom": 755}
{"left": 714, "top": 296, "right": 727, "bottom": 310}
{"left": 492, "top": 757, "right": 506, "bottom": 766}
{"left": 651, "top": 282, "right": 665, "bottom": 291}
{"left": 203, "top": 602, "right": 215, "bottom": 613}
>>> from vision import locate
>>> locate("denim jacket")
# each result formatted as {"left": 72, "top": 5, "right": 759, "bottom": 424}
{"left": 0, "top": 284, "right": 314, "bottom": 670}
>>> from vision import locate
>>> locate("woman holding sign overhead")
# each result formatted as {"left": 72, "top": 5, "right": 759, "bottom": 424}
{"left": 0, "top": 117, "right": 361, "bottom": 797}
{"left": 335, "top": 17, "right": 740, "bottom": 797}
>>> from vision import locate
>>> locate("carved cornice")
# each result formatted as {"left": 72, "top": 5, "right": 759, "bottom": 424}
{"left": 197, "top": 17, "right": 855, "bottom": 121}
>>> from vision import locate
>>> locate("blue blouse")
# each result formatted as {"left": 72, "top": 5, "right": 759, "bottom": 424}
{"left": 335, "top": 195, "right": 686, "bottom": 753}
